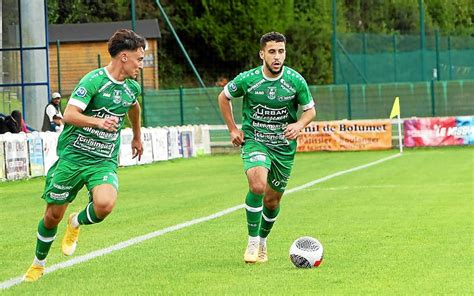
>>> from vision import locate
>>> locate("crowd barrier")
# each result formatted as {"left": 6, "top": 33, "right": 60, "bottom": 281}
{"left": 0, "top": 125, "right": 211, "bottom": 181}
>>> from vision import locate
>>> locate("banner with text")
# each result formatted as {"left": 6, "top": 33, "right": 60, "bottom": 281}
{"left": 404, "top": 116, "right": 474, "bottom": 147}
{"left": 297, "top": 120, "right": 392, "bottom": 152}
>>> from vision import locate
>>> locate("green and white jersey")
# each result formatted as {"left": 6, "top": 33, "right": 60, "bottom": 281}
{"left": 225, "top": 66, "right": 314, "bottom": 155}
{"left": 58, "top": 67, "right": 141, "bottom": 165}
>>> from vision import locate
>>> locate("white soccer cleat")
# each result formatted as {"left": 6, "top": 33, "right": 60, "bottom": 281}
{"left": 244, "top": 241, "right": 259, "bottom": 263}
{"left": 257, "top": 244, "right": 268, "bottom": 263}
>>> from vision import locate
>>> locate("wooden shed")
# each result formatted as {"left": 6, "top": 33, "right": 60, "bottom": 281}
{"left": 48, "top": 19, "right": 161, "bottom": 97}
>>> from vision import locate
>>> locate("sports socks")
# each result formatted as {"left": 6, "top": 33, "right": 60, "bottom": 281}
{"left": 77, "top": 202, "right": 104, "bottom": 225}
{"left": 35, "top": 218, "right": 57, "bottom": 260}
{"left": 244, "top": 191, "right": 263, "bottom": 237}
{"left": 259, "top": 204, "right": 280, "bottom": 239}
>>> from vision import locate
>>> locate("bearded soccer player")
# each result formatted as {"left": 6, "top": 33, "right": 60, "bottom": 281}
{"left": 218, "top": 32, "right": 316, "bottom": 263}
{"left": 24, "top": 29, "right": 145, "bottom": 281}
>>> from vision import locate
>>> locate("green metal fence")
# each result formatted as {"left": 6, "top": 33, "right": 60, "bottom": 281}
{"left": 336, "top": 33, "right": 474, "bottom": 84}
{"left": 143, "top": 80, "right": 474, "bottom": 127}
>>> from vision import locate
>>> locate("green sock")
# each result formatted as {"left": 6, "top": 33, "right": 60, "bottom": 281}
{"left": 245, "top": 191, "right": 263, "bottom": 237}
{"left": 77, "top": 202, "right": 104, "bottom": 225}
{"left": 259, "top": 205, "right": 280, "bottom": 238}
{"left": 35, "top": 219, "right": 58, "bottom": 260}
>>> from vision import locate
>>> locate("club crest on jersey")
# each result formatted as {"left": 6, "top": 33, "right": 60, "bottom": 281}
{"left": 267, "top": 87, "right": 277, "bottom": 100}
{"left": 113, "top": 90, "right": 122, "bottom": 104}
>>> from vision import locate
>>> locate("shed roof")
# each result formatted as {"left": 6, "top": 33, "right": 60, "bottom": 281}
{"left": 48, "top": 19, "right": 161, "bottom": 43}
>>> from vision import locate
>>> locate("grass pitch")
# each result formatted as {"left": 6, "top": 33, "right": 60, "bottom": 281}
{"left": 0, "top": 147, "right": 472, "bottom": 294}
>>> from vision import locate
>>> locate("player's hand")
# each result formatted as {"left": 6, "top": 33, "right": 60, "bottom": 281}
{"left": 131, "top": 137, "right": 143, "bottom": 161}
{"left": 230, "top": 129, "right": 245, "bottom": 147}
{"left": 98, "top": 116, "right": 119, "bottom": 132}
{"left": 284, "top": 123, "right": 303, "bottom": 140}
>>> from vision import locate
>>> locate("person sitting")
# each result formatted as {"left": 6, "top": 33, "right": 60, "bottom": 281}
{"left": 11, "top": 110, "right": 29, "bottom": 133}
{"left": 42, "top": 92, "right": 64, "bottom": 132}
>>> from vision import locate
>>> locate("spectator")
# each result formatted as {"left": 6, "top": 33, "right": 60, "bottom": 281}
{"left": 11, "top": 110, "right": 29, "bottom": 133}
{"left": 42, "top": 92, "right": 64, "bottom": 132}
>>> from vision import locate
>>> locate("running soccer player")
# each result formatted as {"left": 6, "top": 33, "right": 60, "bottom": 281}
{"left": 24, "top": 29, "right": 145, "bottom": 281}
{"left": 218, "top": 32, "right": 316, "bottom": 263}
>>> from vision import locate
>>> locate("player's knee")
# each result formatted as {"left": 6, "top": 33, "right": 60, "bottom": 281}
{"left": 264, "top": 198, "right": 280, "bottom": 210}
{"left": 249, "top": 183, "right": 266, "bottom": 195}
{"left": 44, "top": 211, "right": 63, "bottom": 226}
{"left": 94, "top": 199, "right": 116, "bottom": 218}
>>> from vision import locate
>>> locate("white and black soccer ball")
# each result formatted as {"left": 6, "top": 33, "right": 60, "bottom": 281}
{"left": 289, "top": 236, "right": 324, "bottom": 268}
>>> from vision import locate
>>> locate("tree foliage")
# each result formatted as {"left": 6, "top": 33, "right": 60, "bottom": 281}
{"left": 48, "top": 0, "right": 473, "bottom": 87}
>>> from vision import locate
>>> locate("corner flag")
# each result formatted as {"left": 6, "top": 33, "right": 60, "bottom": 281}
{"left": 389, "top": 96, "right": 403, "bottom": 153}
{"left": 390, "top": 97, "right": 400, "bottom": 119}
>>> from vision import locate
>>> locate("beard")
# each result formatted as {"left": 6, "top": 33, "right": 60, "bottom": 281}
{"left": 265, "top": 61, "right": 283, "bottom": 75}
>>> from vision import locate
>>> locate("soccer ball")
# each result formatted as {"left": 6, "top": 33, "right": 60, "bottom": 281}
{"left": 289, "top": 236, "right": 324, "bottom": 268}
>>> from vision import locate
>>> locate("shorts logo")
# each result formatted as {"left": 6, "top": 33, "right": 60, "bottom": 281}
{"left": 229, "top": 81, "right": 237, "bottom": 92}
{"left": 250, "top": 154, "right": 266, "bottom": 162}
{"left": 75, "top": 87, "right": 87, "bottom": 97}
{"left": 50, "top": 192, "right": 69, "bottom": 201}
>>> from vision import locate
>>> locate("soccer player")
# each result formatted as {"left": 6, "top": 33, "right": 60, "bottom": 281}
{"left": 24, "top": 29, "right": 145, "bottom": 281}
{"left": 217, "top": 32, "right": 316, "bottom": 263}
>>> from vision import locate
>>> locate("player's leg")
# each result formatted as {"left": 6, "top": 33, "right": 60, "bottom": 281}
{"left": 244, "top": 166, "right": 268, "bottom": 263}
{"left": 257, "top": 155, "right": 293, "bottom": 262}
{"left": 24, "top": 203, "right": 69, "bottom": 282}
{"left": 25, "top": 159, "right": 81, "bottom": 282}
{"left": 62, "top": 165, "right": 118, "bottom": 256}
{"left": 241, "top": 142, "right": 271, "bottom": 263}
{"left": 257, "top": 187, "right": 283, "bottom": 263}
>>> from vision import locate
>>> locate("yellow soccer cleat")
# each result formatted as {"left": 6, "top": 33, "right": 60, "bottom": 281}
{"left": 244, "top": 241, "right": 259, "bottom": 263}
{"left": 61, "top": 213, "right": 80, "bottom": 256}
{"left": 257, "top": 244, "right": 268, "bottom": 263}
{"left": 23, "top": 264, "right": 45, "bottom": 282}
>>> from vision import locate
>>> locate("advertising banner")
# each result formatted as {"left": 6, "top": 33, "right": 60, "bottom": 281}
{"left": 297, "top": 120, "right": 392, "bottom": 152}
{"left": 40, "top": 132, "right": 59, "bottom": 175}
{"left": 167, "top": 127, "right": 182, "bottom": 159}
{"left": 0, "top": 136, "right": 5, "bottom": 180}
{"left": 404, "top": 116, "right": 474, "bottom": 147}
{"left": 4, "top": 133, "right": 29, "bottom": 180}
{"left": 150, "top": 128, "right": 169, "bottom": 161}
{"left": 27, "top": 132, "right": 45, "bottom": 177}
{"left": 137, "top": 128, "right": 154, "bottom": 165}
{"left": 119, "top": 128, "right": 138, "bottom": 166}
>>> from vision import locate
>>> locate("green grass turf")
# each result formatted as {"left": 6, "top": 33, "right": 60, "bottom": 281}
{"left": 0, "top": 147, "right": 472, "bottom": 294}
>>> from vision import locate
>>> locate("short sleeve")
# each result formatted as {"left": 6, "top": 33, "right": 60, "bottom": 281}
{"left": 224, "top": 73, "right": 246, "bottom": 99}
{"left": 68, "top": 78, "right": 98, "bottom": 111}
{"left": 296, "top": 78, "right": 315, "bottom": 111}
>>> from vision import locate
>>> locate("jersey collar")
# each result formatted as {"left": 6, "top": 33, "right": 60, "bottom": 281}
{"left": 104, "top": 67, "right": 125, "bottom": 85}
{"left": 261, "top": 65, "right": 284, "bottom": 81}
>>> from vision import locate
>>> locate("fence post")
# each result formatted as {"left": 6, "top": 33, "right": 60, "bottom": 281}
{"left": 346, "top": 83, "right": 352, "bottom": 119}
{"left": 435, "top": 30, "right": 441, "bottom": 81}
{"left": 392, "top": 34, "right": 397, "bottom": 82}
{"left": 363, "top": 33, "right": 367, "bottom": 78}
{"left": 56, "top": 39, "right": 61, "bottom": 94}
{"left": 419, "top": 0, "right": 426, "bottom": 81}
{"left": 430, "top": 80, "right": 436, "bottom": 117}
{"left": 179, "top": 86, "right": 184, "bottom": 125}
{"left": 97, "top": 53, "right": 101, "bottom": 68}
{"left": 447, "top": 36, "right": 453, "bottom": 80}
{"left": 140, "top": 69, "right": 146, "bottom": 127}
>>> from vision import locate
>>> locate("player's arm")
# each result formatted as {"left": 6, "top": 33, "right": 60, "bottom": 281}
{"left": 63, "top": 104, "right": 118, "bottom": 132}
{"left": 127, "top": 102, "right": 143, "bottom": 160}
{"left": 218, "top": 90, "right": 244, "bottom": 147}
{"left": 284, "top": 107, "right": 316, "bottom": 140}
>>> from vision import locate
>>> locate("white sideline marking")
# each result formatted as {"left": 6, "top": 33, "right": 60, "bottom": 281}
{"left": 0, "top": 153, "right": 401, "bottom": 290}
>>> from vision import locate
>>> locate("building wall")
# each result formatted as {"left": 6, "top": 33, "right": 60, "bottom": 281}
{"left": 48, "top": 39, "right": 158, "bottom": 97}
